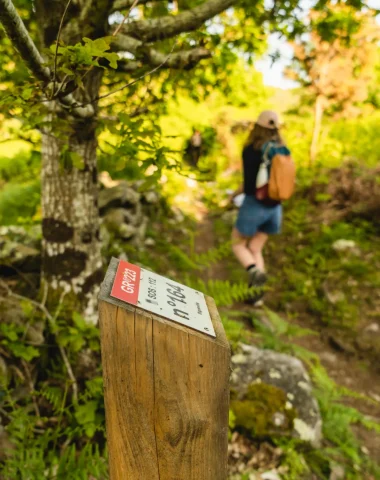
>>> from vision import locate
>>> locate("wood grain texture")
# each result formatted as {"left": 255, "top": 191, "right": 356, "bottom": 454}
{"left": 99, "top": 295, "right": 230, "bottom": 480}
{"left": 99, "top": 302, "right": 160, "bottom": 479}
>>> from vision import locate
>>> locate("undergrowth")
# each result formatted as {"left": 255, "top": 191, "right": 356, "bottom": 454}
{"left": 1, "top": 167, "right": 380, "bottom": 479}
{"left": 248, "top": 308, "right": 380, "bottom": 479}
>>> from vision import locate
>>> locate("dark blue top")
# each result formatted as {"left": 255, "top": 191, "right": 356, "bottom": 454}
{"left": 242, "top": 142, "right": 291, "bottom": 204}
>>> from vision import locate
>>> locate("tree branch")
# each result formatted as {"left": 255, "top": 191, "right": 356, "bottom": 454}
{"left": 52, "top": 0, "right": 73, "bottom": 96}
{"left": 114, "top": 34, "right": 210, "bottom": 68}
{"left": 117, "top": 47, "right": 211, "bottom": 71}
{"left": 112, "top": 0, "right": 152, "bottom": 11}
{"left": 0, "top": 0, "right": 50, "bottom": 82}
{"left": 0, "top": 0, "right": 95, "bottom": 119}
{"left": 119, "top": 0, "right": 236, "bottom": 41}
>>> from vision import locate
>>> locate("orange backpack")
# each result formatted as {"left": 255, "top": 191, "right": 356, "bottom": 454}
{"left": 256, "top": 143, "right": 296, "bottom": 202}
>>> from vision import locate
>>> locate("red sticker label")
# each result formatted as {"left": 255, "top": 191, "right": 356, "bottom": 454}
{"left": 110, "top": 260, "right": 141, "bottom": 305}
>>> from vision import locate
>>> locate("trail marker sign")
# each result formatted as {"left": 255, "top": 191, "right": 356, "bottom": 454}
{"left": 98, "top": 257, "right": 230, "bottom": 480}
{"left": 110, "top": 259, "right": 216, "bottom": 337}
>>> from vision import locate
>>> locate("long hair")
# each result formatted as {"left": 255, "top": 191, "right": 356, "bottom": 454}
{"left": 245, "top": 123, "right": 284, "bottom": 150}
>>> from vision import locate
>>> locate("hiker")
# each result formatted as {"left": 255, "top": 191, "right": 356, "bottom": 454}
{"left": 229, "top": 110, "right": 295, "bottom": 304}
{"left": 185, "top": 128, "right": 203, "bottom": 167}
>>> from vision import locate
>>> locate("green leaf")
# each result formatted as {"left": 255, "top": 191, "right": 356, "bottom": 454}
{"left": 104, "top": 52, "right": 119, "bottom": 69}
{"left": 72, "top": 312, "right": 87, "bottom": 330}
{"left": 69, "top": 152, "right": 85, "bottom": 170}
{"left": 22, "top": 88, "right": 33, "bottom": 100}
{"left": 61, "top": 67, "right": 75, "bottom": 76}
{"left": 9, "top": 343, "right": 40, "bottom": 361}
{"left": 75, "top": 400, "right": 98, "bottom": 437}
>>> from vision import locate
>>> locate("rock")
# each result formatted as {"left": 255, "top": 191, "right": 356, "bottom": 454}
{"left": 119, "top": 224, "right": 138, "bottom": 240}
{"left": 135, "top": 216, "right": 148, "bottom": 242}
{"left": 325, "top": 290, "right": 345, "bottom": 305}
{"left": 364, "top": 322, "right": 379, "bottom": 334}
{"left": 99, "top": 181, "right": 140, "bottom": 213}
{"left": 142, "top": 190, "right": 160, "bottom": 204}
{"left": 329, "top": 465, "right": 345, "bottom": 480}
{"left": 230, "top": 344, "right": 322, "bottom": 447}
{"left": 0, "top": 297, "right": 25, "bottom": 326}
{"left": 103, "top": 208, "right": 127, "bottom": 232}
{"left": 261, "top": 471, "right": 282, "bottom": 480}
{"left": 99, "top": 223, "right": 111, "bottom": 248}
{"left": 0, "top": 225, "right": 41, "bottom": 244}
{"left": 332, "top": 239, "right": 359, "bottom": 254}
{"left": 0, "top": 226, "right": 41, "bottom": 274}
{"left": 145, "top": 237, "right": 156, "bottom": 247}
{"left": 319, "top": 352, "right": 338, "bottom": 364}
{"left": 103, "top": 209, "right": 142, "bottom": 240}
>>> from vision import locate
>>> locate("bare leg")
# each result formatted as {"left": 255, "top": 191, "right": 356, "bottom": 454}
{"left": 248, "top": 232, "right": 268, "bottom": 272}
{"left": 231, "top": 228, "right": 255, "bottom": 268}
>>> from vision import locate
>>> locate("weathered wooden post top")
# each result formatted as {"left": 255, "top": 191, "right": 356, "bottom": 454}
{"left": 99, "top": 257, "right": 231, "bottom": 480}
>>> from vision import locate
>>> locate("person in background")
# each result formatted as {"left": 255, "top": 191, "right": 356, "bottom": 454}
{"left": 189, "top": 128, "right": 203, "bottom": 166}
{"left": 230, "top": 110, "right": 290, "bottom": 303}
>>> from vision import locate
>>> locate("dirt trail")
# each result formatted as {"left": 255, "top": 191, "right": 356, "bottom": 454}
{"left": 195, "top": 214, "right": 380, "bottom": 460}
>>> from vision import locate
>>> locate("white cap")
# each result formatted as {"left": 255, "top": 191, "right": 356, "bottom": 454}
{"left": 256, "top": 110, "right": 280, "bottom": 130}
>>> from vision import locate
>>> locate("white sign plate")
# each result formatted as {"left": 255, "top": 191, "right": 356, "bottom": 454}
{"left": 110, "top": 260, "right": 216, "bottom": 337}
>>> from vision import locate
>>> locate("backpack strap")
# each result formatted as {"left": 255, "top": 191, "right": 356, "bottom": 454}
{"left": 262, "top": 141, "right": 291, "bottom": 165}
{"left": 262, "top": 141, "right": 276, "bottom": 167}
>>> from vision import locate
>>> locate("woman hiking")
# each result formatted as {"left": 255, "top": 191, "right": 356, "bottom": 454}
{"left": 230, "top": 110, "right": 291, "bottom": 304}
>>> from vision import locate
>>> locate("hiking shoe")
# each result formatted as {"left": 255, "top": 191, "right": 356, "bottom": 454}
{"left": 246, "top": 267, "right": 267, "bottom": 305}
{"left": 248, "top": 267, "right": 267, "bottom": 288}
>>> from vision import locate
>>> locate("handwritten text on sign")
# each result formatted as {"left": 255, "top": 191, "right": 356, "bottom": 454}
{"left": 110, "top": 260, "right": 215, "bottom": 337}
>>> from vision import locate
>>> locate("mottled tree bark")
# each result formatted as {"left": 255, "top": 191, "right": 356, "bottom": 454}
{"left": 41, "top": 111, "right": 102, "bottom": 322}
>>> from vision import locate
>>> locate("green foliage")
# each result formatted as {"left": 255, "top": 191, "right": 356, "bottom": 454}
{"left": 220, "top": 312, "right": 249, "bottom": 347}
{"left": 186, "top": 277, "right": 262, "bottom": 307}
{"left": 252, "top": 310, "right": 380, "bottom": 479}
{"left": 0, "top": 323, "right": 39, "bottom": 362}
{"left": 50, "top": 37, "right": 119, "bottom": 71}
{"left": 1, "top": 396, "right": 108, "bottom": 480}
{"left": 40, "top": 385, "right": 65, "bottom": 412}
{"left": 0, "top": 180, "right": 40, "bottom": 225}
{"left": 55, "top": 312, "right": 100, "bottom": 353}
{"left": 279, "top": 440, "right": 311, "bottom": 479}
{"left": 193, "top": 241, "right": 232, "bottom": 268}
{"left": 98, "top": 113, "right": 179, "bottom": 190}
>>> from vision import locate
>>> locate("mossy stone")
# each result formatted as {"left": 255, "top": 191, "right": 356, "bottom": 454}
{"left": 231, "top": 382, "right": 297, "bottom": 437}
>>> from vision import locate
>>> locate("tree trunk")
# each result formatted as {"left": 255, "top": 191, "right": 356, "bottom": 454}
{"left": 41, "top": 108, "right": 103, "bottom": 322}
{"left": 309, "top": 95, "right": 324, "bottom": 166}
{"left": 34, "top": 0, "right": 111, "bottom": 322}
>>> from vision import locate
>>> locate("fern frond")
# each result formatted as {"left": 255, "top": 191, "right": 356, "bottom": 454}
{"left": 185, "top": 277, "right": 257, "bottom": 307}
{"left": 40, "top": 385, "right": 63, "bottom": 412}
{"left": 192, "top": 241, "right": 232, "bottom": 269}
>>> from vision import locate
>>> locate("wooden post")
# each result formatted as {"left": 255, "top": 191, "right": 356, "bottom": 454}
{"left": 98, "top": 258, "right": 231, "bottom": 480}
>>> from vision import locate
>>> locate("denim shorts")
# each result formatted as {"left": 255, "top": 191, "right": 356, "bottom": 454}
{"left": 235, "top": 195, "right": 282, "bottom": 236}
